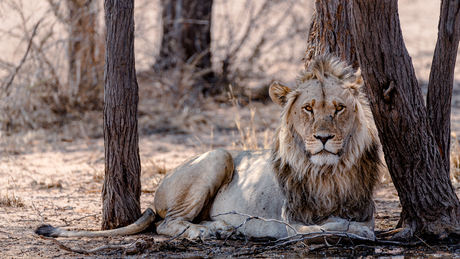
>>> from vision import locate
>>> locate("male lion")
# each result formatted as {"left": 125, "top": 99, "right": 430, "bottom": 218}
{"left": 36, "top": 55, "right": 383, "bottom": 241}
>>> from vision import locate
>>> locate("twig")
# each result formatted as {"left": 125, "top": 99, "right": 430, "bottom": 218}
{"left": 213, "top": 211, "right": 297, "bottom": 233}
{"left": 166, "top": 225, "right": 190, "bottom": 242}
{"left": 58, "top": 213, "right": 101, "bottom": 227}
{"left": 376, "top": 228, "right": 402, "bottom": 237}
{"left": 31, "top": 202, "right": 45, "bottom": 221}
{"left": 415, "top": 235, "right": 434, "bottom": 250}
{"left": 3, "top": 18, "right": 42, "bottom": 94}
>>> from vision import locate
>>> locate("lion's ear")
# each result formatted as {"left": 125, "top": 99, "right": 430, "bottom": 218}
{"left": 269, "top": 82, "right": 291, "bottom": 106}
{"left": 346, "top": 70, "right": 364, "bottom": 97}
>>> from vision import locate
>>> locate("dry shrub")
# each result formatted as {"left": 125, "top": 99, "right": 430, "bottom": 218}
{"left": 0, "top": 0, "right": 104, "bottom": 135}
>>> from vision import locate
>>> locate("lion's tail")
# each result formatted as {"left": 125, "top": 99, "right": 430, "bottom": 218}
{"left": 35, "top": 208, "right": 157, "bottom": 238}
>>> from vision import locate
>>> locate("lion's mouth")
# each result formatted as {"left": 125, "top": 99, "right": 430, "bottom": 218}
{"left": 313, "top": 149, "right": 339, "bottom": 156}
{"left": 310, "top": 150, "right": 340, "bottom": 165}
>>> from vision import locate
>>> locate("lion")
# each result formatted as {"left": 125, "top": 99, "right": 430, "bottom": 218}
{"left": 35, "top": 55, "right": 383, "bottom": 242}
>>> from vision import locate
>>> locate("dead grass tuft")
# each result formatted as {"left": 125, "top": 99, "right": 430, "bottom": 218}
{"left": 142, "top": 159, "right": 168, "bottom": 176}
{"left": 141, "top": 159, "right": 168, "bottom": 193}
{"left": 31, "top": 180, "right": 63, "bottom": 190}
{"left": 0, "top": 193, "right": 25, "bottom": 207}
{"left": 93, "top": 172, "right": 104, "bottom": 181}
{"left": 229, "top": 85, "right": 272, "bottom": 151}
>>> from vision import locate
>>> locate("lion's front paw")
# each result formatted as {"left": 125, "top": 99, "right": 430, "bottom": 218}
{"left": 347, "top": 223, "right": 375, "bottom": 240}
{"left": 319, "top": 218, "right": 375, "bottom": 240}
{"left": 319, "top": 217, "right": 350, "bottom": 232}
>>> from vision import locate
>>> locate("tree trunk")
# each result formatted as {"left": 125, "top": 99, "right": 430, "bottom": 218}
{"left": 157, "top": 0, "right": 213, "bottom": 72}
{"left": 304, "top": 0, "right": 358, "bottom": 69}
{"left": 102, "top": 0, "right": 141, "bottom": 230}
{"left": 156, "top": 0, "right": 216, "bottom": 96}
{"left": 349, "top": 0, "right": 460, "bottom": 240}
{"left": 67, "top": 0, "right": 103, "bottom": 110}
{"left": 426, "top": 0, "right": 460, "bottom": 174}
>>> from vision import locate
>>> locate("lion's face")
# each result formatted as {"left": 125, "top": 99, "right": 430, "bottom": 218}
{"left": 290, "top": 78, "right": 356, "bottom": 165}
{"left": 270, "top": 66, "right": 365, "bottom": 167}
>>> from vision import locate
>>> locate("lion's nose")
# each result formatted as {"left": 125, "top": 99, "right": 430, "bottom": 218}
{"left": 314, "top": 134, "right": 334, "bottom": 145}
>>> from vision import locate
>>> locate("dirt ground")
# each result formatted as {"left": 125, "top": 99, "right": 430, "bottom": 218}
{"left": 1, "top": 99, "right": 460, "bottom": 258}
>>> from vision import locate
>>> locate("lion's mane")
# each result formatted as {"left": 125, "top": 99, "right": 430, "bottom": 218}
{"left": 271, "top": 56, "right": 383, "bottom": 225}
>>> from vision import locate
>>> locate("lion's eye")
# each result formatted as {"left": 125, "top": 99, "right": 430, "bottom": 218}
{"left": 305, "top": 106, "right": 313, "bottom": 113}
{"left": 336, "top": 105, "right": 345, "bottom": 112}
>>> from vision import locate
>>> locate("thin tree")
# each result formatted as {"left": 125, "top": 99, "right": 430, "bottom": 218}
{"left": 306, "top": 0, "right": 460, "bottom": 240}
{"left": 67, "top": 0, "right": 103, "bottom": 110}
{"left": 102, "top": 0, "right": 141, "bottom": 229}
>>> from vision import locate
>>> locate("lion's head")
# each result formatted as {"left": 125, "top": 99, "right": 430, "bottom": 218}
{"left": 270, "top": 55, "right": 383, "bottom": 225}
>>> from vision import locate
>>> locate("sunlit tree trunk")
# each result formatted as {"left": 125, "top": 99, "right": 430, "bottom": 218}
{"left": 102, "top": 0, "right": 141, "bottom": 230}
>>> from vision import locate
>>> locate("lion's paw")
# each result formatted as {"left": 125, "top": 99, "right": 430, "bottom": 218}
{"left": 184, "top": 225, "right": 216, "bottom": 240}
{"left": 319, "top": 217, "right": 350, "bottom": 232}
{"left": 347, "top": 223, "right": 375, "bottom": 240}
{"left": 185, "top": 220, "right": 234, "bottom": 240}
{"left": 319, "top": 218, "right": 375, "bottom": 240}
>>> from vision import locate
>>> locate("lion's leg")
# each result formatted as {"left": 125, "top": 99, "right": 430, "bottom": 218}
{"left": 153, "top": 149, "right": 235, "bottom": 240}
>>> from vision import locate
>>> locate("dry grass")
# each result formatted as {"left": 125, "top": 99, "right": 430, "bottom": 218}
{"left": 142, "top": 159, "right": 167, "bottom": 176}
{"left": 228, "top": 85, "right": 272, "bottom": 151}
{"left": 0, "top": 193, "right": 24, "bottom": 207}
{"left": 30, "top": 180, "right": 63, "bottom": 189}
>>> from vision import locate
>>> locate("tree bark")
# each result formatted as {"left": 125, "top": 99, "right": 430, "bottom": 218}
{"left": 349, "top": 0, "right": 460, "bottom": 240}
{"left": 67, "top": 0, "right": 103, "bottom": 110}
{"left": 155, "top": 0, "right": 217, "bottom": 97}
{"left": 102, "top": 0, "right": 141, "bottom": 230}
{"left": 304, "top": 0, "right": 358, "bottom": 69}
{"left": 426, "top": 0, "right": 460, "bottom": 173}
